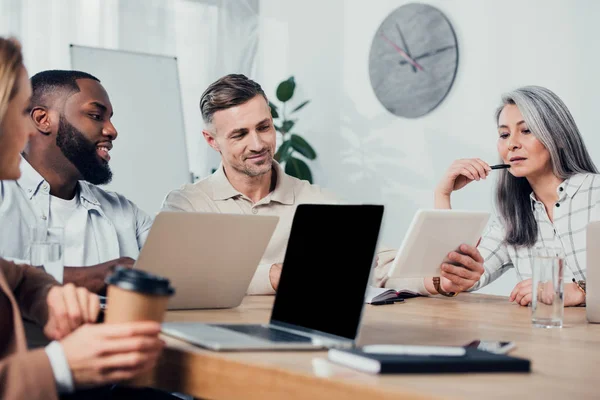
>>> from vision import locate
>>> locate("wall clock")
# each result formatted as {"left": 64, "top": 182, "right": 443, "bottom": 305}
{"left": 368, "top": 3, "right": 458, "bottom": 118}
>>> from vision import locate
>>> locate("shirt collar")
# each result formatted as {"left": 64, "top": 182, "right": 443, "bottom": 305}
{"left": 17, "top": 156, "right": 101, "bottom": 207}
{"left": 211, "top": 164, "right": 242, "bottom": 201}
{"left": 562, "top": 173, "right": 588, "bottom": 198}
{"left": 17, "top": 156, "right": 46, "bottom": 199}
{"left": 210, "top": 161, "right": 295, "bottom": 205}
{"left": 528, "top": 173, "right": 590, "bottom": 210}
{"left": 269, "top": 162, "right": 295, "bottom": 205}
{"left": 77, "top": 181, "right": 101, "bottom": 207}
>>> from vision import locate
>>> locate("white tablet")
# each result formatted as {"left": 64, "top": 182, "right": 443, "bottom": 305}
{"left": 387, "top": 209, "right": 490, "bottom": 280}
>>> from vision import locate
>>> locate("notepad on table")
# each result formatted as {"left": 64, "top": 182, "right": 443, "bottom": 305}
{"left": 364, "top": 286, "right": 420, "bottom": 304}
{"left": 328, "top": 346, "right": 531, "bottom": 374}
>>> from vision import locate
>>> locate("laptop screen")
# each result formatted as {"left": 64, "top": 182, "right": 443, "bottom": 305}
{"left": 270, "top": 204, "right": 384, "bottom": 340}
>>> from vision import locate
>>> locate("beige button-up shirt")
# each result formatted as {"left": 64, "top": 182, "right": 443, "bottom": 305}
{"left": 162, "top": 162, "right": 397, "bottom": 295}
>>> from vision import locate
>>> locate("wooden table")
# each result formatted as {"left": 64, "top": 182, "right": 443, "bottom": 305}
{"left": 153, "top": 294, "right": 599, "bottom": 399}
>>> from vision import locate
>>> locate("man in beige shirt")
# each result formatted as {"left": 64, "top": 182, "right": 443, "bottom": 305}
{"left": 162, "top": 74, "right": 397, "bottom": 295}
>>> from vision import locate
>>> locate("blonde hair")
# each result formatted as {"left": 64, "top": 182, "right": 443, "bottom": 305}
{"left": 0, "top": 37, "right": 24, "bottom": 127}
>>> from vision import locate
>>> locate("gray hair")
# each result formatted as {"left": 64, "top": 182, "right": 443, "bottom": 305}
{"left": 495, "top": 86, "right": 598, "bottom": 247}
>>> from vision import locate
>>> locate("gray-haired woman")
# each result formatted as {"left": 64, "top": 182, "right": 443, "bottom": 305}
{"left": 428, "top": 86, "right": 597, "bottom": 307}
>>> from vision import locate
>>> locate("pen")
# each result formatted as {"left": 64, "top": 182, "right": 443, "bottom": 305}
{"left": 490, "top": 164, "right": 510, "bottom": 170}
{"left": 371, "top": 300, "right": 396, "bottom": 305}
{"left": 363, "top": 344, "right": 467, "bottom": 357}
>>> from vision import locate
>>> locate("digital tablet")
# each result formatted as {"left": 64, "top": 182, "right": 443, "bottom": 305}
{"left": 387, "top": 209, "right": 490, "bottom": 280}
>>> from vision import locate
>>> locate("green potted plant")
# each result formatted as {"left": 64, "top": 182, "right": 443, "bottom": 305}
{"left": 270, "top": 76, "right": 317, "bottom": 183}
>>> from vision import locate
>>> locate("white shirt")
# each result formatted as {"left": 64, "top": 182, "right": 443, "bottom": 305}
{"left": 0, "top": 157, "right": 153, "bottom": 265}
{"left": 472, "top": 173, "right": 600, "bottom": 290}
{"left": 48, "top": 194, "right": 100, "bottom": 266}
{"left": 375, "top": 173, "right": 600, "bottom": 295}
{"left": 45, "top": 341, "right": 74, "bottom": 394}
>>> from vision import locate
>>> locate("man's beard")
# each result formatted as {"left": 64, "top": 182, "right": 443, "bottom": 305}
{"left": 56, "top": 115, "right": 112, "bottom": 185}
{"left": 240, "top": 149, "right": 273, "bottom": 177}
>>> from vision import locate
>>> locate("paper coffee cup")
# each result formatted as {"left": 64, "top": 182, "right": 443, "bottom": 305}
{"left": 104, "top": 267, "right": 175, "bottom": 386}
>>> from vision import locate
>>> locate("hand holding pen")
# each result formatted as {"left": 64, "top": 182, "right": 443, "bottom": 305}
{"left": 434, "top": 159, "right": 510, "bottom": 208}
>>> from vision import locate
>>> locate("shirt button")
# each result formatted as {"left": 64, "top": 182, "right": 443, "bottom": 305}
{"left": 41, "top": 215, "right": 47, "bottom": 220}
{"left": 559, "top": 187, "right": 564, "bottom": 192}
{"left": 252, "top": 208, "right": 258, "bottom": 214}
{"left": 555, "top": 203, "right": 560, "bottom": 208}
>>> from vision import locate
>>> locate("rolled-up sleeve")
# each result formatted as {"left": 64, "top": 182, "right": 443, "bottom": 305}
{"left": 468, "top": 220, "right": 513, "bottom": 291}
{"left": 133, "top": 204, "right": 154, "bottom": 248}
{"left": 372, "top": 246, "right": 430, "bottom": 295}
{"left": 161, "top": 190, "right": 196, "bottom": 212}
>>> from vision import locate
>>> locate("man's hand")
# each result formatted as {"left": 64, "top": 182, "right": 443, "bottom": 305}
{"left": 269, "top": 263, "right": 283, "bottom": 291}
{"left": 63, "top": 257, "right": 135, "bottom": 294}
{"left": 60, "top": 321, "right": 165, "bottom": 388}
{"left": 44, "top": 284, "right": 100, "bottom": 340}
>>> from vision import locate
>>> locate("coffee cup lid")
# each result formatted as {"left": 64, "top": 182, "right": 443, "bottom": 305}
{"left": 105, "top": 267, "right": 175, "bottom": 296}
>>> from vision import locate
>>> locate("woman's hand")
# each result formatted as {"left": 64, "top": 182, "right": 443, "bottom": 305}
{"left": 60, "top": 322, "right": 164, "bottom": 388}
{"left": 509, "top": 279, "right": 533, "bottom": 306}
{"left": 435, "top": 159, "right": 491, "bottom": 208}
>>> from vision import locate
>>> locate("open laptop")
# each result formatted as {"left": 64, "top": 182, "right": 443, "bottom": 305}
{"left": 134, "top": 211, "right": 278, "bottom": 310}
{"left": 161, "top": 204, "right": 385, "bottom": 351}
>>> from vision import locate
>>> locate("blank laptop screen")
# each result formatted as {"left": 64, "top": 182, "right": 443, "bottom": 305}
{"left": 270, "top": 204, "right": 384, "bottom": 340}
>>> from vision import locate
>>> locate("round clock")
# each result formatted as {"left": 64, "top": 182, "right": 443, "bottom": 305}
{"left": 368, "top": 3, "right": 459, "bottom": 118}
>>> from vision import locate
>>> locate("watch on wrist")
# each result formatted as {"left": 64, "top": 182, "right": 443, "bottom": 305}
{"left": 433, "top": 277, "right": 458, "bottom": 297}
{"left": 573, "top": 279, "right": 586, "bottom": 294}
{"left": 572, "top": 278, "right": 586, "bottom": 306}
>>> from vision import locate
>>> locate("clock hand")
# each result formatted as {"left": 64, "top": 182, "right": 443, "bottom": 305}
{"left": 381, "top": 33, "right": 424, "bottom": 72}
{"left": 398, "top": 45, "right": 456, "bottom": 65}
{"left": 395, "top": 23, "right": 416, "bottom": 73}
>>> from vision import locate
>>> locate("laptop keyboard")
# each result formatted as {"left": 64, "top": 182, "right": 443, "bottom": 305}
{"left": 216, "top": 324, "right": 313, "bottom": 343}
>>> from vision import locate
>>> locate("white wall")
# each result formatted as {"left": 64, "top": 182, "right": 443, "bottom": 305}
{"left": 1, "top": 0, "right": 258, "bottom": 187}
{"left": 257, "top": 0, "right": 600, "bottom": 295}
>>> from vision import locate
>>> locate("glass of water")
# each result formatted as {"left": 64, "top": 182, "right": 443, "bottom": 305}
{"left": 30, "top": 226, "right": 64, "bottom": 283}
{"left": 531, "top": 247, "right": 565, "bottom": 328}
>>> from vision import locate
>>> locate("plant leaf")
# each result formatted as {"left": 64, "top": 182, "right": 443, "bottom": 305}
{"left": 269, "top": 101, "right": 279, "bottom": 119}
{"left": 290, "top": 134, "right": 317, "bottom": 160}
{"left": 274, "top": 140, "right": 293, "bottom": 163}
{"left": 285, "top": 156, "right": 313, "bottom": 183}
{"left": 292, "top": 100, "right": 310, "bottom": 113}
{"left": 276, "top": 77, "right": 296, "bottom": 102}
{"left": 280, "top": 120, "right": 295, "bottom": 134}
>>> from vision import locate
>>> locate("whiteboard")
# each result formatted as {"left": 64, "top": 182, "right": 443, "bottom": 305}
{"left": 70, "top": 45, "right": 191, "bottom": 215}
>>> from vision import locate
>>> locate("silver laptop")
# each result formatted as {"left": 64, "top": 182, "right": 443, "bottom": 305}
{"left": 161, "top": 204, "right": 385, "bottom": 351}
{"left": 135, "top": 211, "right": 278, "bottom": 310}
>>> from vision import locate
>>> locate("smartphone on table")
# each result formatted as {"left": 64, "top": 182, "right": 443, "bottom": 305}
{"left": 464, "top": 340, "right": 516, "bottom": 354}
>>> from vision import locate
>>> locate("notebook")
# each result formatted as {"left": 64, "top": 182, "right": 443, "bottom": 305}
{"left": 328, "top": 346, "right": 531, "bottom": 374}
{"left": 364, "top": 287, "right": 420, "bottom": 304}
